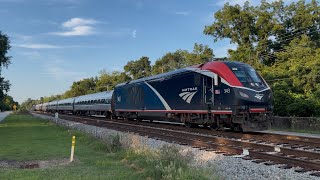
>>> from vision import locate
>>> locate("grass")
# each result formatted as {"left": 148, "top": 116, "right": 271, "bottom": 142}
{"left": 0, "top": 113, "right": 216, "bottom": 180}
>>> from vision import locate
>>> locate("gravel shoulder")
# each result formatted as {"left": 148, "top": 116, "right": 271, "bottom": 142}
{"left": 259, "top": 130, "right": 320, "bottom": 138}
{"left": 32, "top": 113, "right": 320, "bottom": 180}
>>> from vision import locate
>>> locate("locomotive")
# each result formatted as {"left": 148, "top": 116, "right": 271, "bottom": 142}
{"left": 34, "top": 61, "right": 273, "bottom": 132}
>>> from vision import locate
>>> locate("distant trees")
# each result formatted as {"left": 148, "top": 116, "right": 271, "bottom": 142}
{"left": 152, "top": 43, "right": 214, "bottom": 74}
{"left": 64, "top": 77, "right": 98, "bottom": 98}
{"left": 96, "top": 71, "right": 131, "bottom": 91}
{"left": 0, "top": 31, "right": 12, "bottom": 111}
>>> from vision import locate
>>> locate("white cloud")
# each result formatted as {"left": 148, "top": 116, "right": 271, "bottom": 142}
{"left": 44, "top": 65, "right": 82, "bottom": 80}
{"left": 62, "top": 18, "right": 97, "bottom": 28}
{"left": 13, "top": 43, "right": 62, "bottom": 49}
{"left": 18, "top": 51, "right": 41, "bottom": 59}
{"left": 175, "top": 11, "right": 190, "bottom": 16}
{"left": 42, "top": 58, "right": 84, "bottom": 81}
{"left": 52, "top": 25, "right": 95, "bottom": 36}
{"left": 51, "top": 18, "right": 98, "bottom": 36}
{"left": 132, "top": 30, "right": 137, "bottom": 38}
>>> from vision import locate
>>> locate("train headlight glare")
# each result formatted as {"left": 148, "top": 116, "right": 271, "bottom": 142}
{"left": 239, "top": 91, "right": 249, "bottom": 98}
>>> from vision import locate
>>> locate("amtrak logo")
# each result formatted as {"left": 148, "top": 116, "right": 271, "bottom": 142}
{"left": 179, "top": 87, "right": 198, "bottom": 104}
{"left": 254, "top": 94, "right": 264, "bottom": 100}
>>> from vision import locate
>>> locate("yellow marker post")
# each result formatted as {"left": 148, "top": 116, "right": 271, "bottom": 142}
{"left": 70, "top": 136, "right": 76, "bottom": 162}
{"left": 13, "top": 104, "right": 17, "bottom": 111}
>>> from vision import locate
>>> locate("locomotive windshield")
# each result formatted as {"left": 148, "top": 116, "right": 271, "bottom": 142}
{"left": 231, "top": 66, "right": 266, "bottom": 89}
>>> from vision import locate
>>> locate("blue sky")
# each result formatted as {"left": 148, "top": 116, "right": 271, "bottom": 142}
{"left": 0, "top": 0, "right": 294, "bottom": 103}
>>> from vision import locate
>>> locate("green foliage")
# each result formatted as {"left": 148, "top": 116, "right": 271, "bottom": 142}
{"left": 1, "top": 95, "right": 19, "bottom": 111}
{"left": 123, "top": 144, "right": 215, "bottom": 180}
{"left": 0, "top": 31, "right": 11, "bottom": 111}
{"left": 204, "top": 0, "right": 319, "bottom": 65}
{"left": 64, "top": 77, "right": 97, "bottom": 98}
{"left": 152, "top": 43, "right": 214, "bottom": 74}
{"left": 152, "top": 50, "right": 187, "bottom": 74}
{"left": 96, "top": 70, "right": 131, "bottom": 91}
{"left": 124, "top": 56, "right": 152, "bottom": 79}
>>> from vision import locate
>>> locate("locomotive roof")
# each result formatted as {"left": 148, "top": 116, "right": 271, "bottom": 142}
{"left": 116, "top": 68, "right": 189, "bottom": 86}
{"left": 116, "top": 60, "right": 248, "bottom": 86}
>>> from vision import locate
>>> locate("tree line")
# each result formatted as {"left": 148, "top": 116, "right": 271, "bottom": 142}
{"left": 22, "top": 0, "right": 320, "bottom": 117}
{"left": 0, "top": 32, "right": 17, "bottom": 111}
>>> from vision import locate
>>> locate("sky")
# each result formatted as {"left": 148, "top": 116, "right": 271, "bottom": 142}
{"left": 0, "top": 0, "right": 296, "bottom": 104}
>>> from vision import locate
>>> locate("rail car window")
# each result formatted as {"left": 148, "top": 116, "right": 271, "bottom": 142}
{"left": 231, "top": 66, "right": 267, "bottom": 90}
{"left": 247, "top": 68, "right": 262, "bottom": 83}
{"left": 194, "top": 74, "right": 201, "bottom": 86}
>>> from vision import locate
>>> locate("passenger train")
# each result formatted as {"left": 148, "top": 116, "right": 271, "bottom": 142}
{"left": 34, "top": 61, "right": 273, "bottom": 132}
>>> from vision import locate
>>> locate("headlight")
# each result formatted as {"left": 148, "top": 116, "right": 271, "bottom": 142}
{"left": 239, "top": 91, "right": 249, "bottom": 98}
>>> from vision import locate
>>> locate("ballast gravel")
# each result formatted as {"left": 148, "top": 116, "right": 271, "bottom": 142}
{"left": 32, "top": 113, "right": 320, "bottom": 180}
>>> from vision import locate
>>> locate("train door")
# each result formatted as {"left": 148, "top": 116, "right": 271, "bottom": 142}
{"left": 203, "top": 76, "right": 213, "bottom": 109}
{"left": 213, "top": 76, "right": 222, "bottom": 108}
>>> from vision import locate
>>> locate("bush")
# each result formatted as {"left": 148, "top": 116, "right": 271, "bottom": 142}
{"left": 122, "top": 144, "right": 213, "bottom": 180}
{"left": 108, "top": 133, "right": 123, "bottom": 152}
{"left": 273, "top": 90, "right": 294, "bottom": 116}
{"left": 287, "top": 98, "right": 318, "bottom": 117}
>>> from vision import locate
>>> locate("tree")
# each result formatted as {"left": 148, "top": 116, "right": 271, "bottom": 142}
{"left": 152, "top": 50, "right": 186, "bottom": 74}
{"left": 0, "top": 31, "right": 11, "bottom": 111}
{"left": 204, "top": 0, "right": 319, "bottom": 66}
{"left": 124, "top": 56, "right": 151, "bottom": 79}
{"left": 185, "top": 43, "right": 214, "bottom": 65}
{"left": 64, "top": 77, "right": 97, "bottom": 98}
{"left": 152, "top": 43, "right": 214, "bottom": 74}
{"left": 2, "top": 95, "right": 19, "bottom": 111}
{"left": 96, "top": 70, "right": 131, "bottom": 91}
{"left": 204, "top": 0, "right": 320, "bottom": 116}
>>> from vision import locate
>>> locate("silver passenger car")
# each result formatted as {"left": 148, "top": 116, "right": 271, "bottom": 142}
{"left": 42, "top": 102, "right": 49, "bottom": 112}
{"left": 47, "top": 101, "right": 58, "bottom": 112}
{"left": 57, "top": 98, "right": 75, "bottom": 113}
{"left": 35, "top": 104, "right": 42, "bottom": 111}
{"left": 74, "top": 91, "right": 113, "bottom": 116}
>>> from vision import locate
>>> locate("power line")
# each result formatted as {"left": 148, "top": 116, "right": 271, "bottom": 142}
{"left": 265, "top": 74, "right": 320, "bottom": 82}
{"left": 258, "top": 38, "right": 320, "bottom": 60}
{"left": 257, "top": 27, "right": 319, "bottom": 55}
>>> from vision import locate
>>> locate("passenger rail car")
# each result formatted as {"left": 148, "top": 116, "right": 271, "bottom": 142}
{"left": 57, "top": 98, "right": 75, "bottom": 114}
{"left": 34, "top": 91, "right": 113, "bottom": 116}
{"left": 74, "top": 91, "right": 113, "bottom": 116}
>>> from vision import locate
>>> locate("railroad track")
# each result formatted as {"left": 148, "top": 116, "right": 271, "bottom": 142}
{"left": 34, "top": 112, "right": 320, "bottom": 176}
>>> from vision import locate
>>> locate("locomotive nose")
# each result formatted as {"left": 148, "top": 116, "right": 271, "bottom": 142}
{"left": 237, "top": 88, "right": 272, "bottom": 104}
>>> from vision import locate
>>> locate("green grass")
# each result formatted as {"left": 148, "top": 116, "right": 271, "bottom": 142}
{"left": 0, "top": 113, "right": 215, "bottom": 180}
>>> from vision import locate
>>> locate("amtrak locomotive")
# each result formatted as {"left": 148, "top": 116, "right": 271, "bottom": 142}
{"left": 34, "top": 61, "right": 273, "bottom": 132}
